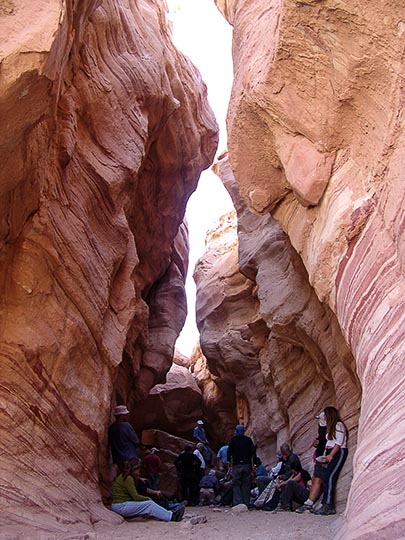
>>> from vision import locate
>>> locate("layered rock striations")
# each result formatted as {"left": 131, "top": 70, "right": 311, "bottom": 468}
{"left": 0, "top": 0, "right": 217, "bottom": 536}
{"left": 194, "top": 157, "right": 361, "bottom": 506}
{"left": 215, "top": 1, "right": 405, "bottom": 537}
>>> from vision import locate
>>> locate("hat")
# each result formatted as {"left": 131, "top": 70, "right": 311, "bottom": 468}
{"left": 113, "top": 405, "right": 130, "bottom": 416}
{"left": 151, "top": 447, "right": 159, "bottom": 454}
{"left": 235, "top": 424, "right": 245, "bottom": 434}
{"left": 316, "top": 411, "right": 327, "bottom": 427}
{"left": 197, "top": 420, "right": 204, "bottom": 425}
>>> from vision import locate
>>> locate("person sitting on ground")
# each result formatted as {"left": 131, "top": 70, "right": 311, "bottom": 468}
{"left": 216, "top": 444, "right": 229, "bottom": 471}
{"left": 255, "top": 449, "right": 288, "bottom": 495}
{"left": 174, "top": 445, "right": 201, "bottom": 506}
{"left": 193, "top": 442, "right": 206, "bottom": 480}
{"left": 143, "top": 447, "right": 161, "bottom": 490}
{"left": 261, "top": 444, "right": 302, "bottom": 511}
{"left": 279, "top": 443, "right": 301, "bottom": 481}
{"left": 254, "top": 457, "right": 267, "bottom": 478}
{"left": 295, "top": 411, "right": 327, "bottom": 514}
{"left": 111, "top": 461, "right": 185, "bottom": 522}
{"left": 199, "top": 469, "right": 219, "bottom": 505}
{"left": 108, "top": 405, "right": 140, "bottom": 471}
{"left": 273, "top": 465, "right": 311, "bottom": 512}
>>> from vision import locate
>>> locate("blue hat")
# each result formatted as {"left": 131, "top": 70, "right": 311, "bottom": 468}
{"left": 235, "top": 424, "right": 245, "bottom": 434}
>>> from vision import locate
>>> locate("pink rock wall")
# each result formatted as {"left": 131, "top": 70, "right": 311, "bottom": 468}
{"left": 194, "top": 158, "right": 361, "bottom": 506}
{"left": 215, "top": 1, "right": 405, "bottom": 537}
{"left": 0, "top": 0, "right": 217, "bottom": 537}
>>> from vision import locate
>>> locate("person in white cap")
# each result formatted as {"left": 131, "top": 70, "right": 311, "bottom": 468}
{"left": 108, "top": 405, "right": 139, "bottom": 470}
{"left": 193, "top": 420, "right": 213, "bottom": 466}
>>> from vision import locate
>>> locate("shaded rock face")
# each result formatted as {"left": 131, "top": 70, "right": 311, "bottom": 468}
{"left": 141, "top": 429, "right": 193, "bottom": 500}
{"left": 134, "top": 359, "right": 203, "bottom": 440}
{"left": 194, "top": 156, "right": 361, "bottom": 507}
{"left": 0, "top": 0, "right": 217, "bottom": 536}
{"left": 190, "top": 344, "right": 238, "bottom": 449}
{"left": 215, "top": 1, "right": 405, "bottom": 537}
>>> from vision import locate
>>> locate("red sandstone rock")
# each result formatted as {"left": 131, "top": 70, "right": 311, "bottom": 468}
{"left": 140, "top": 429, "right": 193, "bottom": 499}
{"left": 194, "top": 154, "right": 361, "bottom": 508}
{"left": 134, "top": 362, "right": 203, "bottom": 440}
{"left": 0, "top": 0, "right": 217, "bottom": 536}
{"left": 215, "top": 1, "right": 405, "bottom": 537}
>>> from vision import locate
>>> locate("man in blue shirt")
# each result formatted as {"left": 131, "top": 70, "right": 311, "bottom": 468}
{"left": 216, "top": 444, "right": 229, "bottom": 470}
{"left": 108, "top": 405, "right": 139, "bottom": 469}
{"left": 193, "top": 420, "right": 212, "bottom": 466}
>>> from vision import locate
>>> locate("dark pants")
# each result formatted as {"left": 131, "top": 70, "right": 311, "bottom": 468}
{"left": 280, "top": 481, "right": 309, "bottom": 509}
{"left": 181, "top": 474, "right": 200, "bottom": 505}
{"left": 149, "top": 473, "right": 159, "bottom": 490}
{"left": 232, "top": 464, "right": 252, "bottom": 506}
{"left": 322, "top": 448, "right": 348, "bottom": 505}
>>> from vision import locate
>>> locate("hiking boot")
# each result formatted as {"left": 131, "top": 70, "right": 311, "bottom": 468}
{"left": 171, "top": 504, "right": 185, "bottom": 522}
{"left": 295, "top": 503, "right": 313, "bottom": 514}
{"left": 273, "top": 504, "right": 289, "bottom": 513}
{"left": 313, "top": 504, "right": 336, "bottom": 516}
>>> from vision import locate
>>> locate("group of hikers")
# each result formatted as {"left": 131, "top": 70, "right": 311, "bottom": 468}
{"left": 108, "top": 404, "right": 348, "bottom": 523}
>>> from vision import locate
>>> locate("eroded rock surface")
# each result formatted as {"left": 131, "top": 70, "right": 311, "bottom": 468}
{"left": 141, "top": 429, "right": 193, "bottom": 499}
{"left": 215, "top": 1, "right": 405, "bottom": 537}
{"left": 194, "top": 162, "right": 361, "bottom": 506}
{"left": 0, "top": 0, "right": 217, "bottom": 536}
{"left": 134, "top": 359, "right": 203, "bottom": 440}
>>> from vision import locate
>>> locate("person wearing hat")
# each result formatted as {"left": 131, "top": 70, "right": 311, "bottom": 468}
{"left": 143, "top": 447, "right": 161, "bottom": 490}
{"left": 108, "top": 405, "right": 140, "bottom": 469}
{"left": 111, "top": 461, "right": 185, "bottom": 522}
{"left": 193, "top": 420, "right": 213, "bottom": 467}
{"left": 227, "top": 424, "right": 257, "bottom": 506}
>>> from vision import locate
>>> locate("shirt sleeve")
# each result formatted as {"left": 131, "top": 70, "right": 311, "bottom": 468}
{"left": 126, "top": 424, "right": 139, "bottom": 445}
{"left": 335, "top": 423, "right": 346, "bottom": 446}
{"left": 124, "top": 476, "right": 150, "bottom": 502}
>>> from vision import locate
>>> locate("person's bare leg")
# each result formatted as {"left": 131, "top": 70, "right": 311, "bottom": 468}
{"left": 308, "top": 477, "right": 322, "bottom": 502}
{"left": 295, "top": 477, "right": 322, "bottom": 513}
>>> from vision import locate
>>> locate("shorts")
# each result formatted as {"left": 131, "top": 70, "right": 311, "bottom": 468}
{"left": 313, "top": 461, "right": 325, "bottom": 478}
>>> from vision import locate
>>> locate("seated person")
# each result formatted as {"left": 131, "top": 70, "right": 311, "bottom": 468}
{"left": 254, "top": 457, "right": 267, "bottom": 477}
{"left": 111, "top": 461, "right": 184, "bottom": 522}
{"left": 274, "top": 465, "right": 311, "bottom": 512}
{"left": 199, "top": 469, "right": 219, "bottom": 505}
{"left": 256, "top": 451, "right": 284, "bottom": 494}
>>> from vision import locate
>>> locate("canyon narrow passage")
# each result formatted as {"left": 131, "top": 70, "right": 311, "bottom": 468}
{"left": 0, "top": 1, "right": 404, "bottom": 540}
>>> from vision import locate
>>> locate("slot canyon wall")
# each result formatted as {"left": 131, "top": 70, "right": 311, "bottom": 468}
{"left": 0, "top": 0, "right": 217, "bottom": 537}
{"left": 206, "top": 0, "right": 404, "bottom": 538}
{"left": 194, "top": 161, "right": 361, "bottom": 507}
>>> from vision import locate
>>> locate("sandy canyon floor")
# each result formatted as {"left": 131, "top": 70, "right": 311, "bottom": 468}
{"left": 94, "top": 506, "right": 341, "bottom": 540}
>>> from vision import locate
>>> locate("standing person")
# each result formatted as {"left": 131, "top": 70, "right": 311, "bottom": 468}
{"left": 111, "top": 461, "right": 185, "bottom": 522}
{"left": 193, "top": 420, "right": 212, "bottom": 466}
{"left": 313, "top": 406, "right": 348, "bottom": 516}
{"left": 108, "top": 405, "right": 139, "bottom": 470}
{"left": 193, "top": 442, "right": 206, "bottom": 480}
{"left": 296, "top": 411, "right": 328, "bottom": 514}
{"left": 144, "top": 447, "right": 161, "bottom": 490}
{"left": 174, "top": 445, "right": 201, "bottom": 506}
{"left": 227, "top": 425, "right": 256, "bottom": 507}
